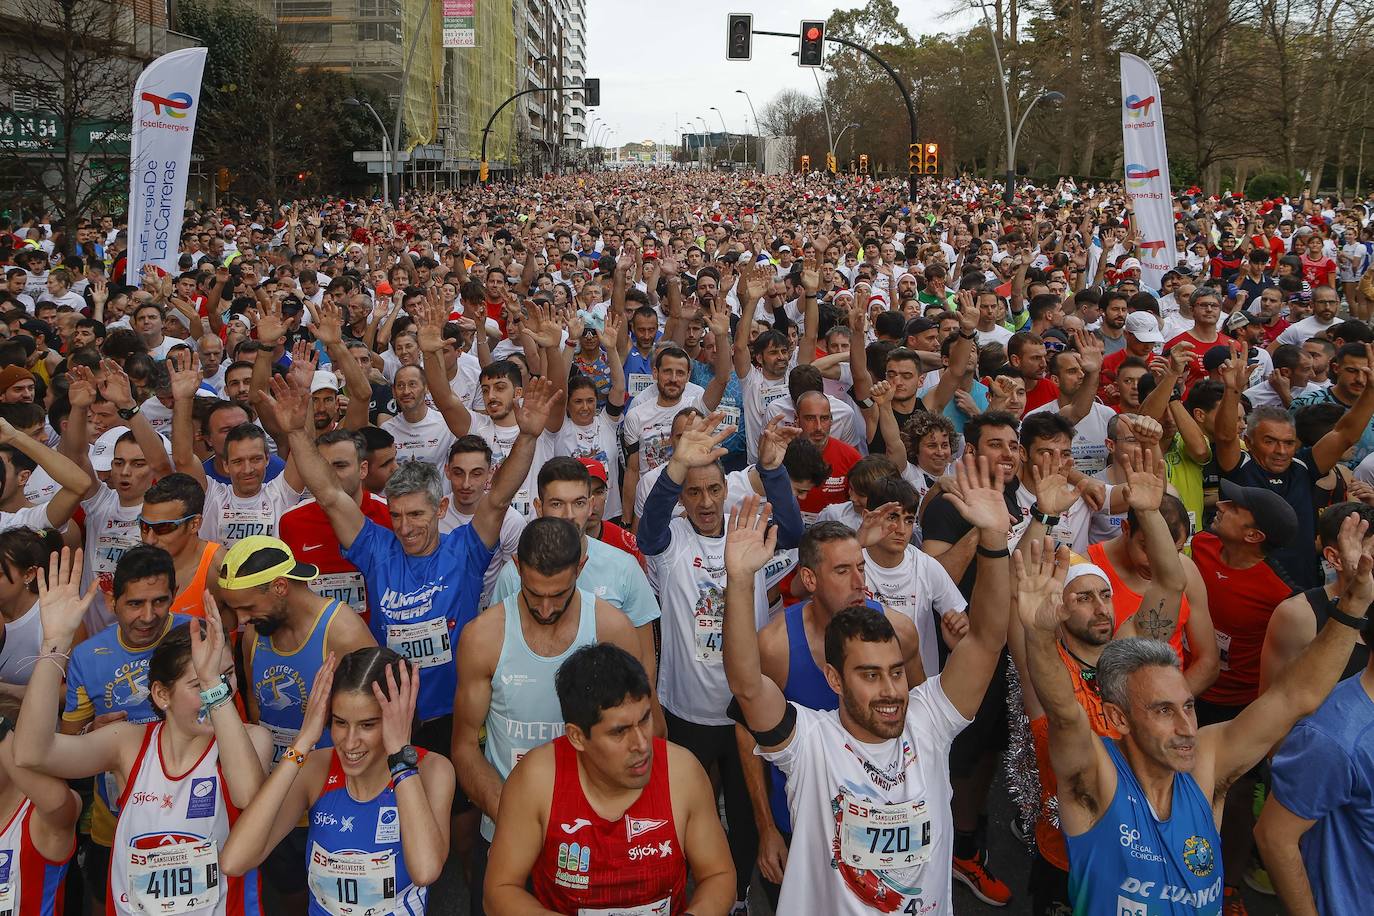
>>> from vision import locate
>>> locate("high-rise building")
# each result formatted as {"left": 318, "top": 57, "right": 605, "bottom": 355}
{"left": 562, "top": 0, "right": 586, "bottom": 152}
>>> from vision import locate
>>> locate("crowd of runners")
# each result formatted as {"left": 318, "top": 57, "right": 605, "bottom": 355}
{"left": 0, "top": 168, "right": 1368, "bottom": 915}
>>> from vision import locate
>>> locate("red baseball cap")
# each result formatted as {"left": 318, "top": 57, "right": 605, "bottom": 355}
{"left": 577, "top": 457, "right": 608, "bottom": 484}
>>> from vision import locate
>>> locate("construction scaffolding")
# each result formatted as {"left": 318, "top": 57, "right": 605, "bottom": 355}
{"left": 444, "top": 0, "right": 516, "bottom": 172}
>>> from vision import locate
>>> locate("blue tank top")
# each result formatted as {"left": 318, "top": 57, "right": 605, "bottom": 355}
{"left": 1065, "top": 738, "right": 1223, "bottom": 915}
{"left": 306, "top": 750, "right": 428, "bottom": 916}
{"left": 766, "top": 599, "right": 882, "bottom": 834}
{"left": 249, "top": 600, "right": 340, "bottom": 765}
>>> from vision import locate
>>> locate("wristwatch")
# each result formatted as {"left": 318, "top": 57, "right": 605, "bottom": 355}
{"left": 116, "top": 403, "right": 140, "bottom": 420}
{"left": 387, "top": 745, "right": 419, "bottom": 773}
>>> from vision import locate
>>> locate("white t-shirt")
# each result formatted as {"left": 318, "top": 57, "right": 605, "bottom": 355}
{"left": 1025, "top": 400, "right": 1116, "bottom": 476}
{"left": 138, "top": 396, "right": 174, "bottom": 438}
{"left": 0, "top": 599, "right": 42, "bottom": 684}
{"left": 80, "top": 485, "right": 142, "bottom": 633}
{"left": 622, "top": 384, "right": 705, "bottom": 472}
{"left": 740, "top": 368, "right": 791, "bottom": 464}
{"left": 1277, "top": 314, "right": 1339, "bottom": 346}
{"left": 546, "top": 415, "right": 622, "bottom": 520}
{"left": 0, "top": 503, "right": 59, "bottom": 533}
{"left": 976, "top": 325, "right": 1012, "bottom": 348}
{"left": 863, "top": 545, "right": 966, "bottom": 678}
{"left": 199, "top": 474, "right": 304, "bottom": 547}
{"left": 383, "top": 407, "right": 456, "bottom": 469}
{"left": 467, "top": 413, "right": 532, "bottom": 516}
{"left": 440, "top": 506, "right": 526, "bottom": 606}
{"left": 761, "top": 678, "right": 971, "bottom": 915}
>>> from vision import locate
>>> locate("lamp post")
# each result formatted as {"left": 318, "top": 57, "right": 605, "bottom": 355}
{"left": 834, "top": 122, "right": 860, "bottom": 159}
{"left": 345, "top": 97, "right": 390, "bottom": 206}
{"left": 735, "top": 89, "right": 759, "bottom": 170}
{"left": 978, "top": 5, "right": 1063, "bottom": 203}
{"left": 696, "top": 116, "right": 710, "bottom": 170}
{"left": 710, "top": 106, "right": 734, "bottom": 163}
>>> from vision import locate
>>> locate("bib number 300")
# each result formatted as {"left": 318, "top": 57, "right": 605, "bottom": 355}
{"left": 386, "top": 617, "right": 452, "bottom": 668}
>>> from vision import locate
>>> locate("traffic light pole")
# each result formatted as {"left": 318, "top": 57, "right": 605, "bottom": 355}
{"left": 752, "top": 28, "right": 918, "bottom": 202}
{"left": 480, "top": 84, "right": 585, "bottom": 182}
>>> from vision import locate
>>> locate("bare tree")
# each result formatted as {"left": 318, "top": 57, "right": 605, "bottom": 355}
{"left": 0, "top": 0, "right": 141, "bottom": 229}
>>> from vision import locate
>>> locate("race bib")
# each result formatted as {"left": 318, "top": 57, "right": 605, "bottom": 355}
{"left": 578, "top": 898, "right": 672, "bottom": 916}
{"left": 1215, "top": 630, "right": 1232, "bottom": 671}
{"left": 386, "top": 617, "right": 452, "bottom": 668}
{"left": 127, "top": 840, "right": 221, "bottom": 915}
{"left": 694, "top": 613, "right": 722, "bottom": 664}
{"left": 308, "top": 843, "right": 397, "bottom": 916}
{"left": 717, "top": 405, "right": 741, "bottom": 433}
{"left": 627, "top": 374, "right": 654, "bottom": 398}
{"left": 838, "top": 797, "right": 933, "bottom": 871}
{"left": 263, "top": 721, "right": 301, "bottom": 765}
{"left": 312, "top": 571, "right": 367, "bottom": 609}
{"left": 219, "top": 507, "right": 271, "bottom": 545}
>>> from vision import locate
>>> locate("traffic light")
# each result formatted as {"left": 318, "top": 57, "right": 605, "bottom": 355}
{"left": 800, "top": 154, "right": 811, "bottom": 172}
{"left": 908, "top": 143, "right": 920, "bottom": 174}
{"left": 799, "top": 20, "right": 825, "bottom": 67}
{"left": 826, "top": 151, "right": 837, "bottom": 173}
{"left": 480, "top": 160, "right": 489, "bottom": 182}
{"left": 859, "top": 154, "right": 868, "bottom": 174}
{"left": 727, "top": 14, "right": 752, "bottom": 60}
{"left": 584, "top": 78, "right": 600, "bottom": 107}
{"left": 216, "top": 167, "right": 230, "bottom": 192}
{"left": 923, "top": 142, "right": 939, "bottom": 175}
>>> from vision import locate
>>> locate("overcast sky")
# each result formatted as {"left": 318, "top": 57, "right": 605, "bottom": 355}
{"left": 583, "top": 1, "right": 977, "bottom": 146}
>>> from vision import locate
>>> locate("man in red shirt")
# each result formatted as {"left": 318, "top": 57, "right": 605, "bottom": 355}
{"left": 794, "top": 389, "right": 860, "bottom": 521}
{"left": 1251, "top": 218, "right": 1287, "bottom": 271}
{"left": 1166, "top": 286, "right": 1232, "bottom": 392}
{"left": 579, "top": 457, "right": 645, "bottom": 568}
{"left": 1008, "top": 331, "right": 1059, "bottom": 413}
{"left": 1191, "top": 479, "right": 1301, "bottom": 905}
{"left": 1100, "top": 312, "right": 1162, "bottom": 407}
{"left": 279, "top": 428, "right": 392, "bottom": 622}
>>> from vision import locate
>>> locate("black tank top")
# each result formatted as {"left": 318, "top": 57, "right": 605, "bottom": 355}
{"left": 1302, "top": 585, "right": 1369, "bottom": 681}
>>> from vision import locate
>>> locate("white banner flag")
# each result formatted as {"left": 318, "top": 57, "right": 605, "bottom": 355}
{"left": 126, "top": 47, "right": 208, "bottom": 286}
{"left": 1119, "top": 52, "right": 1173, "bottom": 292}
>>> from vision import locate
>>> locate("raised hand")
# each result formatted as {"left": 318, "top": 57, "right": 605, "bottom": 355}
{"left": 799, "top": 255, "right": 820, "bottom": 294}
{"left": 857, "top": 501, "right": 904, "bottom": 550}
{"left": 1012, "top": 537, "right": 1071, "bottom": 634}
{"left": 97, "top": 358, "right": 136, "bottom": 409}
{"left": 670, "top": 412, "right": 735, "bottom": 471}
{"left": 724, "top": 496, "right": 777, "bottom": 577}
{"left": 167, "top": 349, "right": 202, "bottom": 402}
{"left": 255, "top": 373, "right": 309, "bottom": 433}
{"left": 256, "top": 296, "right": 287, "bottom": 346}
{"left": 942, "top": 454, "right": 1011, "bottom": 534}
{"left": 37, "top": 546, "right": 94, "bottom": 646}
{"left": 188, "top": 611, "right": 226, "bottom": 691}
{"left": 294, "top": 652, "right": 338, "bottom": 751}
{"left": 1120, "top": 445, "right": 1167, "bottom": 513}
{"left": 415, "top": 296, "right": 445, "bottom": 353}
{"left": 870, "top": 379, "right": 895, "bottom": 408}
{"left": 1029, "top": 453, "right": 1080, "bottom": 516}
{"left": 66, "top": 365, "right": 98, "bottom": 410}
{"left": 599, "top": 311, "right": 622, "bottom": 356}
{"left": 373, "top": 659, "right": 419, "bottom": 755}
{"left": 515, "top": 375, "right": 558, "bottom": 437}
{"left": 757, "top": 414, "right": 800, "bottom": 471}
{"left": 287, "top": 338, "right": 318, "bottom": 392}
{"left": 526, "top": 301, "right": 564, "bottom": 349}
{"left": 1166, "top": 341, "right": 1195, "bottom": 377}
{"left": 311, "top": 298, "right": 345, "bottom": 347}
{"left": 1072, "top": 329, "right": 1104, "bottom": 375}
{"left": 940, "top": 609, "right": 970, "bottom": 648}
{"left": 705, "top": 297, "right": 731, "bottom": 340}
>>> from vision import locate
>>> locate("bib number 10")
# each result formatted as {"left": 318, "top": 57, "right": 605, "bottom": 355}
{"left": 335, "top": 877, "right": 358, "bottom": 904}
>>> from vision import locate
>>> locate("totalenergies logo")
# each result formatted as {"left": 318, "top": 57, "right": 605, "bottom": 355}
{"left": 1126, "top": 163, "right": 1160, "bottom": 188}
{"left": 1138, "top": 240, "right": 1168, "bottom": 254}
{"left": 1124, "top": 94, "right": 1156, "bottom": 119}
{"left": 141, "top": 91, "right": 193, "bottom": 118}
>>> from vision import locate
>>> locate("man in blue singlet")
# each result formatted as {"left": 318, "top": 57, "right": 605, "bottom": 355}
{"left": 1014, "top": 520, "right": 1374, "bottom": 915}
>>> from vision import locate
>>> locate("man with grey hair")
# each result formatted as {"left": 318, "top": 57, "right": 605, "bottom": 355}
{"left": 257, "top": 370, "right": 558, "bottom": 742}
{"left": 1014, "top": 511, "right": 1374, "bottom": 916}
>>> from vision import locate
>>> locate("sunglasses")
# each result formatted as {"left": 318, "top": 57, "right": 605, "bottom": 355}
{"left": 137, "top": 513, "right": 197, "bottom": 535}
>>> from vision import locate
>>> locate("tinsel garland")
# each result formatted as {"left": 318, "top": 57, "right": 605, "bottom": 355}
{"left": 1004, "top": 661, "right": 1051, "bottom": 851}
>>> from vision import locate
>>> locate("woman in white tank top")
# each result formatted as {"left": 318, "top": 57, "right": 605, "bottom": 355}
{"left": 13, "top": 547, "right": 273, "bottom": 916}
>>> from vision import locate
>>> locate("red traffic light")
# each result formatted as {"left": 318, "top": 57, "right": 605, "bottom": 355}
{"left": 805, "top": 26, "right": 820, "bottom": 40}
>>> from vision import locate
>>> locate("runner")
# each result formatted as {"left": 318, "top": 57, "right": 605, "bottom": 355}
{"left": 138, "top": 473, "right": 228, "bottom": 621}
{"left": 220, "top": 648, "right": 454, "bottom": 916}
{"left": 723, "top": 452, "right": 1012, "bottom": 915}
{"left": 14, "top": 546, "right": 272, "bottom": 916}
{"left": 483, "top": 643, "right": 735, "bottom": 916}
{"left": 1017, "top": 511, "right": 1374, "bottom": 915}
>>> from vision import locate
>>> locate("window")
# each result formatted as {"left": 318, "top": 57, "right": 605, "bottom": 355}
{"left": 281, "top": 22, "right": 332, "bottom": 42}
{"left": 357, "top": 0, "right": 398, "bottom": 17}
{"left": 357, "top": 22, "right": 401, "bottom": 42}
{"left": 276, "top": 0, "right": 332, "bottom": 16}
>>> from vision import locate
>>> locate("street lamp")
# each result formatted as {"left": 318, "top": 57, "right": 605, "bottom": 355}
{"left": 735, "top": 89, "right": 759, "bottom": 170}
{"left": 1004, "top": 90, "right": 1064, "bottom": 203}
{"left": 710, "top": 106, "right": 735, "bottom": 163}
{"left": 345, "top": 97, "right": 390, "bottom": 206}
{"left": 696, "top": 117, "right": 710, "bottom": 170}
{"left": 833, "top": 122, "right": 860, "bottom": 158}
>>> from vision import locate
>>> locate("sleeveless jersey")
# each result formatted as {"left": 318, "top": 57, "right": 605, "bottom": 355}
{"left": 306, "top": 749, "right": 429, "bottom": 916}
{"left": 170, "top": 543, "right": 221, "bottom": 618}
{"left": 532, "top": 736, "right": 686, "bottom": 915}
{"left": 1065, "top": 738, "right": 1222, "bottom": 915}
{"left": 1030, "top": 643, "right": 1122, "bottom": 872}
{"left": 1301, "top": 585, "right": 1369, "bottom": 681}
{"left": 280, "top": 494, "right": 392, "bottom": 620}
{"left": 246, "top": 600, "right": 341, "bottom": 764}
{"left": 481, "top": 589, "right": 598, "bottom": 842}
{"left": 0, "top": 797, "right": 72, "bottom": 916}
{"left": 1088, "top": 541, "right": 1194, "bottom": 663}
{"left": 108, "top": 724, "right": 262, "bottom": 916}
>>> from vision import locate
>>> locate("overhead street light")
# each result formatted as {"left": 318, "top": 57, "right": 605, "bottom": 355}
{"left": 345, "top": 97, "right": 390, "bottom": 206}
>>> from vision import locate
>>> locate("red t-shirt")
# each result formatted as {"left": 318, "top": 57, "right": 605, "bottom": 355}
{"left": 1190, "top": 532, "right": 1296, "bottom": 706}
{"left": 1250, "top": 233, "right": 1285, "bottom": 271}
{"left": 798, "top": 437, "right": 862, "bottom": 518}
{"left": 1301, "top": 254, "right": 1337, "bottom": 287}
{"left": 279, "top": 492, "right": 393, "bottom": 623}
{"left": 1166, "top": 330, "right": 1233, "bottom": 393}
{"left": 1023, "top": 376, "right": 1060, "bottom": 414}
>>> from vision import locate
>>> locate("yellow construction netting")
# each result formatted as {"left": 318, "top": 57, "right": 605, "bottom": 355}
{"left": 447, "top": 0, "right": 516, "bottom": 166}
{"left": 400, "top": 0, "right": 441, "bottom": 150}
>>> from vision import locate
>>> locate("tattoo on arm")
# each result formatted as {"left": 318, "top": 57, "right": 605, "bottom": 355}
{"left": 1134, "top": 600, "right": 1173, "bottom": 641}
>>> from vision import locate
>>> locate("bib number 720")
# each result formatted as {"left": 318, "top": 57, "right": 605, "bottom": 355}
{"left": 865, "top": 825, "right": 911, "bottom": 855}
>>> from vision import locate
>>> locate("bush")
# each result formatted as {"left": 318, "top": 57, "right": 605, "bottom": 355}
{"left": 1246, "top": 171, "right": 1299, "bottom": 199}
